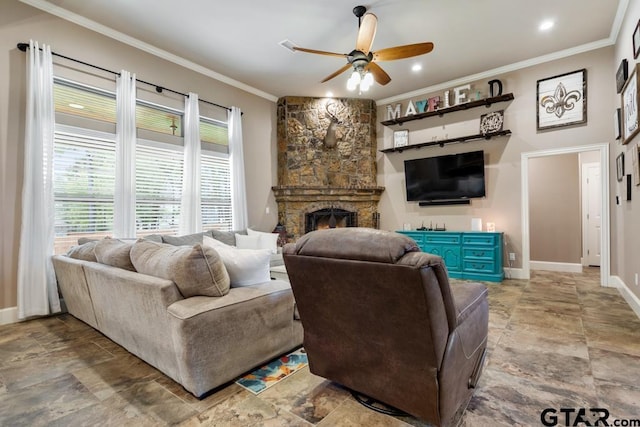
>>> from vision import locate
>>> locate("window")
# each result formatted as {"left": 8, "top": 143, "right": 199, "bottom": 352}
{"left": 52, "top": 77, "right": 232, "bottom": 252}
{"left": 53, "top": 79, "right": 116, "bottom": 125}
{"left": 201, "top": 151, "right": 232, "bottom": 231}
{"left": 135, "top": 140, "right": 183, "bottom": 236}
{"left": 53, "top": 126, "right": 116, "bottom": 254}
{"left": 200, "top": 118, "right": 228, "bottom": 146}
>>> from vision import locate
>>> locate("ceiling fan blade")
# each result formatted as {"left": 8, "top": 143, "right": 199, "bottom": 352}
{"left": 366, "top": 62, "right": 391, "bottom": 86}
{"left": 321, "top": 63, "right": 352, "bottom": 83}
{"left": 373, "top": 42, "right": 434, "bottom": 61}
{"left": 293, "top": 47, "right": 348, "bottom": 58}
{"left": 356, "top": 13, "right": 377, "bottom": 54}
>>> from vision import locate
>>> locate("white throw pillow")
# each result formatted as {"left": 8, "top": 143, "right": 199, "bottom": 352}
{"left": 204, "top": 236, "right": 271, "bottom": 287}
{"left": 235, "top": 234, "right": 261, "bottom": 250}
{"left": 247, "top": 228, "right": 279, "bottom": 254}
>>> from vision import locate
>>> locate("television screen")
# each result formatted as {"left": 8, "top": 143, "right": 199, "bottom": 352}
{"left": 404, "top": 150, "right": 486, "bottom": 201}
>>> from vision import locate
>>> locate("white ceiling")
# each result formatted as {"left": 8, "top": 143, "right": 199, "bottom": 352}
{"left": 26, "top": 0, "right": 625, "bottom": 102}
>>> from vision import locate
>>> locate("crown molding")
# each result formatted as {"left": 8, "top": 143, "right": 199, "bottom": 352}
{"left": 377, "top": 0, "right": 630, "bottom": 105}
{"left": 376, "top": 38, "right": 614, "bottom": 105}
{"left": 19, "top": 0, "right": 279, "bottom": 103}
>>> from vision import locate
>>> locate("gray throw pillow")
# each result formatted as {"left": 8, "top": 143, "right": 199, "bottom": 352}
{"left": 130, "top": 240, "right": 230, "bottom": 298}
{"left": 94, "top": 238, "right": 136, "bottom": 271}
{"left": 162, "top": 232, "right": 208, "bottom": 246}
{"left": 211, "top": 229, "right": 247, "bottom": 246}
{"left": 143, "top": 234, "right": 163, "bottom": 243}
{"left": 77, "top": 237, "right": 98, "bottom": 245}
{"left": 66, "top": 241, "right": 98, "bottom": 262}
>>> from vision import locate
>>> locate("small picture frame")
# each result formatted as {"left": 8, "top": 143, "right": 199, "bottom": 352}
{"left": 479, "top": 110, "right": 504, "bottom": 134}
{"left": 537, "top": 69, "right": 587, "bottom": 130}
{"left": 615, "top": 108, "right": 622, "bottom": 140}
{"left": 634, "top": 19, "right": 640, "bottom": 59}
{"left": 616, "top": 152, "right": 625, "bottom": 182}
{"left": 634, "top": 143, "right": 640, "bottom": 186}
{"left": 393, "top": 129, "right": 409, "bottom": 148}
{"left": 616, "top": 58, "right": 628, "bottom": 93}
{"left": 621, "top": 64, "right": 640, "bottom": 145}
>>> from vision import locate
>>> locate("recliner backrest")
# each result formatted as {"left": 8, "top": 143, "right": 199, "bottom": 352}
{"left": 283, "top": 228, "right": 460, "bottom": 418}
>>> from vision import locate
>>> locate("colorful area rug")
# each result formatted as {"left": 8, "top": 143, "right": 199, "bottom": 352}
{"left": 235, "top": 348, "right": 307, "bottom": 394}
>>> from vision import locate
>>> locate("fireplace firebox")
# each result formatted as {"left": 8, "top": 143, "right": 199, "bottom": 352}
{"left": 305, "top": 208, "right": 357, "bottom": 234}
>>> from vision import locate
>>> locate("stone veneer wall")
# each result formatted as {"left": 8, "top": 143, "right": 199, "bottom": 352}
{"left": 276, "top": 96, "right": 378, "bottom": 187}
{"left": 273, "top": 96, "right": 384, "bottom": 240}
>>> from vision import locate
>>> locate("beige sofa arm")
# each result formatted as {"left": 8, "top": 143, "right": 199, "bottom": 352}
{"left": 166, "top": 280, "right": 302, "bottom": 397}
{"left": 83, "top": 263, "right": 184, "bottom": 382}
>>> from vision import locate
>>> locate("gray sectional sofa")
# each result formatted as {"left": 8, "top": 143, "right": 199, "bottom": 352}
{"left": 52, "top": 230, "right": 302, "bottom": 398}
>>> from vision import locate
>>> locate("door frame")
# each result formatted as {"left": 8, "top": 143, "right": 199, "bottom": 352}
{"left": 521, "top": 143, "right": 610, "bottom": 287}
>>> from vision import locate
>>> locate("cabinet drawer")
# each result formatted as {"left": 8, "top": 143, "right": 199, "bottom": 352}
{"left": 425, "top": 234, "right": 461, "bottom": 245}
{"left": 463, "top": 247, "right": 498, "bottom": 261}
{"left": 463, "top": 259, "right": 496, "bottom": 273}
{"left": 462, "top": 233, "right": 499, "bottom": 246}
{"left": 400, "top": 232, "right": 424, "bottom": 245}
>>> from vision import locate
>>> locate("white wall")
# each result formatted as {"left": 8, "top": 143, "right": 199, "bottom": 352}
{"left": 0, "top": 0, "right": 278, "bottom": 310}
{"left": 612, "top": 0, "right": 640, "bottom": 301}
{"left": 376, "top": 47, "right": 615, "bottom": 270}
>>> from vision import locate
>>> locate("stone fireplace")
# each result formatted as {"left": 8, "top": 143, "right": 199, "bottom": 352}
{"left": 273, "top": 96, "right": 384, "bottom": 240}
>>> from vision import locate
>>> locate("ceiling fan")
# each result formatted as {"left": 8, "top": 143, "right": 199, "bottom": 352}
{"left": 293, "top": 5, "right": 434, "bottom": 91}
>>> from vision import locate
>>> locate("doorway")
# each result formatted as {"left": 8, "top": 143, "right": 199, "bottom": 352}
{"left": 582, "top": 161, "right": 601, "bottom": 267}
{"left": 521, "top": 144, "right": 610, "bottom": 288}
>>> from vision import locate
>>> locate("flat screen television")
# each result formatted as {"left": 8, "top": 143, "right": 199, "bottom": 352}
{"left": 404, "top": 150, "right": 486, "bottom": 202}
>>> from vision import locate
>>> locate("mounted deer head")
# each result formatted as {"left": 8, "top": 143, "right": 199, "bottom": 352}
{"left": 324, "top": 101, "right": 345, "bottom": 148}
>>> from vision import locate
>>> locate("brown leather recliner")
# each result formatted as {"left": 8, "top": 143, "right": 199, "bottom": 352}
{"left": 283, "top": 228, "right": 488, "bottom": 427}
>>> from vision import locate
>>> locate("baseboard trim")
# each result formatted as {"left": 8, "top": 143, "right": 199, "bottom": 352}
{"left": 503, "top": 268, "right": 527, "bottom": 280}
{"left": 0, "top": 306, "right": 19, "bottom": 326}
{"left": 611, "top": 275, "right": 640, "bottom": 319}
{"left": 530, "top": 261, "right": 583, "bottom": 273}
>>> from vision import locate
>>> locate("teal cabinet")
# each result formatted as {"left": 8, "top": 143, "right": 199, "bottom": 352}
{"left": 398, "top": 230, "right": 504, "bottom": 282}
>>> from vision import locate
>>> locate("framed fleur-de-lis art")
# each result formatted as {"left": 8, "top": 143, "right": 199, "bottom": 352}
{"left": 536, "top": 69, "right": 587, "bottom": 131}
{"left": 621, "top": 64, "right": 640, "bottom": 145}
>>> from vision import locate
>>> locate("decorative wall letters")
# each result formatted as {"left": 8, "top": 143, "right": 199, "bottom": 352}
{"left": 385, "top": 79, "right": 504, "bottom": 121}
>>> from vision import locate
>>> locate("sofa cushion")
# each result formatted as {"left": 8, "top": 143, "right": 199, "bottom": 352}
{"left": 247, "top": 228, "right": 279, "bottom": 254}
{"left": 211, "top": 230, "right": 237, "bottom": 246}
{"left": 143, "top": 234, "right": 163, "bottom": 243}
{"left": 203, "top": 236, "right": 271, "bottom": 287}
{"left": 66, "top": 240, "right": 98, "bottom": 262}
{"left": 130, "top": 240, "right": 230, "bottom": 298}
{"left": 94, "top": 238, "right": 136, "bottom": 271}
{"left": 77, "top": 237, "right": 99, "bottom": 245}
{"left": 161, "top": 231, "right": 211, "bottom": 246}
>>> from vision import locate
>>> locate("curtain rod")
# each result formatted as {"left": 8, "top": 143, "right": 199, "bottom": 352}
{"left": 17, "top": 42, "right": 234, "bottom": 113}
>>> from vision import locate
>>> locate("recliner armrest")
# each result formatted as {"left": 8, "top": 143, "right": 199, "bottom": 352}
{"left": 450, "top": 282, "right": 488, "bottom": 326}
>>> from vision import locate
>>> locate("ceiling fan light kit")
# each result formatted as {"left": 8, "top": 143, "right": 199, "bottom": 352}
{"left": 292, "top": 5, "right": 434, "bottom": 93}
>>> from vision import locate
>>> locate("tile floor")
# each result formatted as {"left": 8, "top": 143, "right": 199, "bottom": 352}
{"left": 1, "top": 268, "right": 639, "bottom": 426}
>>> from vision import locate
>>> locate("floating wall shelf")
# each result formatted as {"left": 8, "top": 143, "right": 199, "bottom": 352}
{"left": 380, "top": 130, "right": 511, "bottom": 154}
{"left": 380, "top": 93, "right": 514, "bottom": 126}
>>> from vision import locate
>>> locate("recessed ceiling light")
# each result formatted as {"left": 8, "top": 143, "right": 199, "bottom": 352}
{"left": 68, "top": 103, "right": 84, "bottom": 109}
{"left": 326, "top": 91, "right": 334, "bottom": 98}
{"left": 539, "top": 20, "right": 554, "bottom": 31}
{"left": 412, "top": 64, "right": 422, "bottom": 72}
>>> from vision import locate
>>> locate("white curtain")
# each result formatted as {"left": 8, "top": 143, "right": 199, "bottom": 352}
{"left": 228, "top": 106, "right": 248, "bottom": 230}
{"left": 18, "top": 40, "right": 61, "bottom": 319}
{"left": 114, "top": 70, "right": 137, "bottom": 238}
{"left": 179, "top": 93, "right": 202, "bottom": 234}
